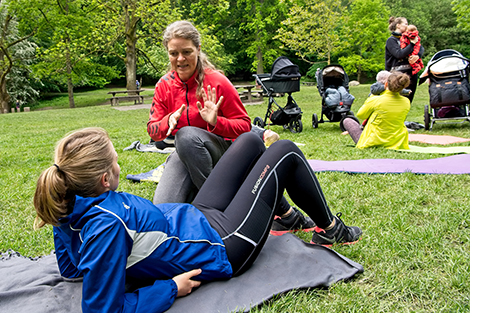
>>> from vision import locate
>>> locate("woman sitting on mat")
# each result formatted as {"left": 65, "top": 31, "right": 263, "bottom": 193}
{"left": 342, "top": 71, "right": 411, "bottom": 150}
{"left": 147, "top": 20, "right": 313, "bottom": 234}
{"left": 33, "top": 127, "right": 362, "bottom": 313}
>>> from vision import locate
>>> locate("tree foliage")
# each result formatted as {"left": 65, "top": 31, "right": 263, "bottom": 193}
{"left": 276, "top": 0, "right": 343, "bottom": 65}
{"left": 337, "top": 0, "right": 390, "bottom": 82}
{"left": 0, "top": 0, "right": 40, "bottom": 112}
{"left": 0, "top": 0, "right": 471, "bottom": 109}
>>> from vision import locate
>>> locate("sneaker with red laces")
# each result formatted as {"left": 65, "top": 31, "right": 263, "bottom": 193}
{"left": 311, "top": 213, "right": 362, "bottom": 247}
{"left": 270, "top": 207, "right": 316, "bottom": 236}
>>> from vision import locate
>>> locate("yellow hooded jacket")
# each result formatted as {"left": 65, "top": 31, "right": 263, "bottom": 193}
{"left": 356, "top": 90, "right": 410, "bottom": 150}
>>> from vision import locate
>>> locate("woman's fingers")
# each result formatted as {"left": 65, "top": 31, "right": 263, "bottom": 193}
{"left": 167, "top": 104, "right": 185, "bottom": 136}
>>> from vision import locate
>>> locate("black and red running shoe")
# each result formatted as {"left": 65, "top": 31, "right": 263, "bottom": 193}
{"left": 311, "top": 213, "right": 362, "bottom": 247}
{"left": 270, "top": 207, "right": 316, "bottom": 236}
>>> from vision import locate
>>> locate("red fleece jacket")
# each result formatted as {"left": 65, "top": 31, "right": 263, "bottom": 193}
{"left": 147, "top": 69, "right": 251, "bottom": 141}
{"left": 400, "top": 30, "right": 424, "bottom": 75}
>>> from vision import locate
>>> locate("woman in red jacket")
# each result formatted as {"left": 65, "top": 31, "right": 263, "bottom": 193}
{"left": 147, "top": 21, "right": 313, "bottom": 234}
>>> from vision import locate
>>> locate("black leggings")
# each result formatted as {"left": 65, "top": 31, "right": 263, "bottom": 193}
{"left": 192, "top": 132, "right": 334, "bottom": 275}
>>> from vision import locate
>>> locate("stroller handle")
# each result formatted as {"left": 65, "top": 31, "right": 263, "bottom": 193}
{"left": 253, "top": 74, "right": 274, "bottom": 95}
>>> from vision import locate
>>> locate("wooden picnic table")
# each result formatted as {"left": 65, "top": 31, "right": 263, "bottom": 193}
{"left": 108, "top": 89, "right": 145, "bottom": 106}
{"left": 234, "top": 85, "right": 263, "bottom": 103}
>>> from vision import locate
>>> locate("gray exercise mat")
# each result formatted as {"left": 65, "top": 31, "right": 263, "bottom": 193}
{"left": 0, "top": 233, "right": 363, "bottom": 313}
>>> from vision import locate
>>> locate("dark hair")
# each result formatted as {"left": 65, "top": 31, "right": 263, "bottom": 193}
{"left": 387, "top": 72, "right": 410, "bottom": 93}
{"left": 388, "top": 16, "right": 407, "bottom": 32}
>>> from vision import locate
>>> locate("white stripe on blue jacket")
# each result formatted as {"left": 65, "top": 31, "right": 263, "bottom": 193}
{"left": 53, "top": 191, "right": 232, "bottom": 312}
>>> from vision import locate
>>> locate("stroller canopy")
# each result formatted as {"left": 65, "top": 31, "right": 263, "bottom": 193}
{"left": 419, "top": 49, "right": 469, "bottom": 84}
{"left": 270, "top": 56, "right": 301, "bottom": 80}
{"left": 316, "top": 64, "right": 350, "bottom": 97}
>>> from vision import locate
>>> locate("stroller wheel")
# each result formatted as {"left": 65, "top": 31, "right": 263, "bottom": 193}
{"left": 312, "top": 113, "right": 319, "bottom": 128}
{"left": 253, "top": 116, "right": 264, "bottom": 128}
{"left": 289, "top": 119, "right": 303, "bottom": 133}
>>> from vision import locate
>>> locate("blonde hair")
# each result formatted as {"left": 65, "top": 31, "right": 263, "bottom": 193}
{"left": 163, "top": 20, "right": 220, "bottom": 98}
{"left": 33, "top": 127, "right": 116, "bottom": 228}
{"left": 407, "top": 25, "right": 417, "bottom": 32}
{"left": 387, "top": 72, "right": 410, "bottom": 93}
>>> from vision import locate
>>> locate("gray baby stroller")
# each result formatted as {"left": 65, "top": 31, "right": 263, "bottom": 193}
{"left": 253, "top": 56, "right": 303, "bottom": 133}
{"left": 313, "top": 65, "right": 357, "bottom": 130}
{"left": 419, "top": 49, "right": 470, "bottom": 130}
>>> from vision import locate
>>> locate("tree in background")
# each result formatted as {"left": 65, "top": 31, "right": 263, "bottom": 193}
{"left": 337, "top": 0, "right": 390, "bottom": 82}
{"left": 452, "top": 0, "right": 470, "bottom": 31}
{"left": 276, "top": 0, "right": 343, "bottom": 66}
{"left": 235, "top": 0, "right": 288, "bottom": 74}
{"left": 32, "top": 0, "right": 120, "bottom": 108}
{"left": 97, "top": 0, "right": 175, "bottom": 90}
{"left": 0, "top": 0, "right": 39, "bottom": 113}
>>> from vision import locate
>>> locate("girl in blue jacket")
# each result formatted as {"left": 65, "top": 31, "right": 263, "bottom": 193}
{"left": 33, "top": 127, "right": 362, "bottom": 313}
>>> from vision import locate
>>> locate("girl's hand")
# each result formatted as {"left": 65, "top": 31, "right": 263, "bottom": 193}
{"left": 197, "top": 85, "right": 224, "bottom": 126}
{"left": 167, "top": 104, "right": 185, "bottom": 136}
{"left": 172, "top": 269, "right": 202, "bottom": 298}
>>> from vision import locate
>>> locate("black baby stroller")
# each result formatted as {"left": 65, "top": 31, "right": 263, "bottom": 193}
{"left": 312, "top": 65, "right": 357, "bottom": 130}
{"left": 419, "top": 49, "right": 470, "bottom": 130}
{"left": 253, "top": 56, "right": 303, "bottom": 133}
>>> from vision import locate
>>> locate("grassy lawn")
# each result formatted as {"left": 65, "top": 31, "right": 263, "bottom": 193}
{"left": 0, "top": 82, "right": 470, "bottom": 313}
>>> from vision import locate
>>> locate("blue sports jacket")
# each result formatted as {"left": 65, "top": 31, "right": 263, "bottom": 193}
{"left": 53, "top": 191, "right": 233, "bottom": 312}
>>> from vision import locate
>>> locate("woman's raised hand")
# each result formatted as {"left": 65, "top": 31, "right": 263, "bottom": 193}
{"left": 167, "top": 104, "right": 185, "bottom": 136}
{"left": 197, "top": 85, "right": 224, "bottom": 126}
{"left": 172, "top": 269, "right": 202, "bottom": 298}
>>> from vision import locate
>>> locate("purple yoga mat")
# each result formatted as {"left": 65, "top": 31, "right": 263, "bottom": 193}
{"left": 308, "top": 154, "right": 470, "bottom": 175}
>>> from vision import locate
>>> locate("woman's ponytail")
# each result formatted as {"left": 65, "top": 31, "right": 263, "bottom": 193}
{"left": 33, "top": 166, "right": 70, "bottom": 228}
{"left": 33, "top": 127, "right": 115, "bottom": 229}
{"left": 387, "top": 72, "right": 411, "bottom": 93}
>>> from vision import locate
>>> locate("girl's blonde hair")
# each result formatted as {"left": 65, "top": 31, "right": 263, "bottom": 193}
{"left": 33, "top": 127, "right": 116, "bottom": 228}
{"left": 163, "top": 20, "right": 221, "bottom": 98}
{"left": 387, "top": 71, "right": 410, "bottom": 93}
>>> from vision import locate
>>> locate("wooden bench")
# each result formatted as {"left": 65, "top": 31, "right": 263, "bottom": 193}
{"left": 110, "top": 95, "right": 144, "bottom": 106}
{"left": 108, "top": 89, "right": 145, "bottom": 106}
{"left": 235, "top": 85, "right": 264, "bottom": 103}
{"left": 302, "top": 81, "right": 316, "bottom": 86}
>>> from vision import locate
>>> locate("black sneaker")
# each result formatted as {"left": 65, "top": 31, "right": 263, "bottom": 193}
{"left": 311, "top": 213, "right": 362, "bottom": 247}
{"left": 270, "top": 207, "right": 316, "bottom": 236}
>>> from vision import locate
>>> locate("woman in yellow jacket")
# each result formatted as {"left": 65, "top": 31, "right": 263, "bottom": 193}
{"left": 342, "top": 72, "right": 411, "bottom": 150}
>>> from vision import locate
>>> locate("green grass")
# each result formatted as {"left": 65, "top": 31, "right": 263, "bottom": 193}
{"left": 0, "top": 83, "right": 470, "bottom": 312}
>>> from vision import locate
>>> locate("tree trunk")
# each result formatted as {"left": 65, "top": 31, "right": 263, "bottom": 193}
{"left": 0, "top": 78, "right": 10, "bottom": 114}
{"left": 124, "top": 4, "right": 138, "bottom": 92}
{"left": 64, "top": 0, "right": 75, "bottom": 108}
{"left": 65, "top": 47, "right": 75, "bottom": 108}
{"left": 256, "top": 46, "right": 264, "bottom": 74}
{"left": 0, "top": 50, "right": 12, "bottom": 113}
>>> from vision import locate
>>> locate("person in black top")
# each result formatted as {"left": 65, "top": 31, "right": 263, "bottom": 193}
{"left": 385, "top": 16, "right": 424, "bottom": 103}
